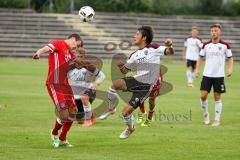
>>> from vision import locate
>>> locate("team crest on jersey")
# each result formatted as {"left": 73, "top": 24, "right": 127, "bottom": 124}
{"left": 218, "top": 46, "right": 222, "bottom": 50}
{"left": 65, "top": 53, "right": 72, "bottom": 62}
{"left": 144, "top": 50, "right": 148, "bottom": 55}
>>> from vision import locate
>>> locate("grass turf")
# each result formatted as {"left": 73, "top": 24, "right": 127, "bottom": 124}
{"left": 0, "top": 58, "right": 239, "bottom": 160}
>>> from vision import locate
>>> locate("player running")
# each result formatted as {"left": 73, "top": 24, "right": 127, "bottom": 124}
{"left": 33, "top": 34, "right": 83, "bottom": 148}
{"left": 183, "top": 26, "right": 203, "bottom": 87}
{"left": 68, "top": 48, "right": 105, "bottom": 127}
{"left": 196, "top": 24, "right": 233, "bottom": 127}
{"left": 99, "top": 26, "right": 174, "bottom": 139}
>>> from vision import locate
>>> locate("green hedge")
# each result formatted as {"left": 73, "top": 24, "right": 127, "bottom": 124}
{"left": 0, "top": 0, "right": 29, "bottom": 8}
{"left": 0, "top": 0, "right": 239, "bottom": 16}
{"left": 74, "top": 0, "right": 240, "bottom": 16}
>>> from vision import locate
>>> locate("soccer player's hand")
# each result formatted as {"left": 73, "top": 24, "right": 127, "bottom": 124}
{"left": 227, "top": 68, "right": 233, "bottom": 77}
{"left": 33, "top": 53, "right": 40, "bottom": 59}
{"left": 195, "top": 69, "right": 200, "bottom": 78}
{"left": 92, "top": 82, "right": 98, "bottom": 91}
{"left": 164, "top": 39, "right": 173, "bottom": 47}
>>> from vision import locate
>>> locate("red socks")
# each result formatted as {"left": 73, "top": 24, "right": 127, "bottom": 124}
{"left": 59, "top": 121, "right": 73, "bottom": 141}
{"left": 148, "top": 111, "right": 154, "bottom": 120}
{"left": 52, "top": 120, "right": 62, "bottom": 135}
{"left": 139, "top": 103, "right": 145, "bottom": 113}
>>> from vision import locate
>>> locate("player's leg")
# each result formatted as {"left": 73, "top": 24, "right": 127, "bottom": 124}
{"left": 186, "top": 60, "right": 194, "bottom": 87}
{"left": 120, "top": 87, "right": 150, "bottom": 139}
{"left": 58, "top": 100, "right": 77, "bottom": 147}
{"left": 75, "top": 98, "right": 84, "bottom": 124}
{"left": 136, "top": 103, "right": 146, "bottom": 124}
{"left": 190, "top": 60, "right": 197, "bottom": 85}
{"left": 141, "top": 97, "right": 156, "bottom": 126}
{"left": 212, "top": 93, "right": 222, "bottom": 126}
{"left": 99, "top": 79, "right": 127, "bottom": 120}
{"left": 200, "top": 91, "right": 209, "bottom": 124}
{"left": 81, "top": 93, "right": 95, "bottom": 127}
{"left": 200, "top": 76, "right": 212, "bottom": 125}
{"left": 120, "top": 104, "right": 136, "bottom": 139}
{"left": 212, "top": 77, "right": 225, "bottom": 126}
{"left": 46, "top": 85, "right": 62, "bottom": 148}
{"left": 142, "top": 79, "right": 161, "bottom": 126}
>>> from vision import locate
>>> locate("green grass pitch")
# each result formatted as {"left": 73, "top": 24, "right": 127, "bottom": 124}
{"left": 0, "top": 58, "right": 239, "bottom": 160}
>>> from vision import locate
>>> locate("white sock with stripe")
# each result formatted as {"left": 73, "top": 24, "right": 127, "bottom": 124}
{"left": 108, "top": 87, "right": 118, "bottom": 110}
{"left": 215, "top": 100, "right": 222, "bottom": 121}
{"left": 83, "top": 103, "right": 92, "bottom": 120}
{"left": 186, "top": 71, "right": 193, "bottom": 83}
{"left": 123, "top": 114, "right": 135, "bottom": 129}
{"left": 200, "top": 99, "right": 208, "bottom": 113}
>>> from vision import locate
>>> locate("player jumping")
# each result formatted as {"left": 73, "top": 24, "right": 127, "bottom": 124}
{"left": 99, "top": 26, "right": 174, "bottom": 139}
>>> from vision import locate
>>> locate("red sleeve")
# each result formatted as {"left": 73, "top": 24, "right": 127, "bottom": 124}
{"left": 46, "top": 40, "right": 59, "bottom": 53}
{"left": 147, "top": 43, "right": 160, "bottom": 49}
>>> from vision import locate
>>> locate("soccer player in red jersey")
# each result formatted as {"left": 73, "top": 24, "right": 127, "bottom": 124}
{"left": 33, "top": 34, "right": 83, "bottom": 148}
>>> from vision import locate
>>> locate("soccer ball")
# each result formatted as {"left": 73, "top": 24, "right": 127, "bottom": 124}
{"left": 78, "top": 6, "right": 95, "bottom": 22}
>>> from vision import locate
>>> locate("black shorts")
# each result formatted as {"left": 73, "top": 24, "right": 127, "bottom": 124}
{"left": 186, "top": 59, "right": 197, "bottom": 70}
{"left": 200, "top": 76, "right": 226, "bottom": 93}
{"left": 75, "top": 89, "right": 96, "bottom": 119}
{"left": 122, "top": 77, "right": 151, "bottom": 109}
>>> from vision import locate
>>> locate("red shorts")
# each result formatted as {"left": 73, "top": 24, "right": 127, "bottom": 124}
{"left": 149, "top": 79, "right": 162, "bottom": 98}
{"left": 46, "top": 84, "right": 77, "bottom": 111}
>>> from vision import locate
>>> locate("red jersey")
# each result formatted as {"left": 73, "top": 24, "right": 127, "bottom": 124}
{"left": 46, "top": 40, "right": 75, "bottom": 85}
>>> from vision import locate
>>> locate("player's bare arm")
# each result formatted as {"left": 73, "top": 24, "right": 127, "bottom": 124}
{"left": 195, "top": 57, "right": 203, "bottom": 77}
{"left": 118, "top": 63, "right": 129, "bottom": 74}
{"left": 182, "top": 47, "right": 186, "bottom": 60}
{"left": 164, "top": 39, "right": 174, "bottom": 55}
{"left": 33, "top": 46, "right": 51, "bottom": 59}
{"left": 227, "top": 57, "right": 234, "bottom": 77}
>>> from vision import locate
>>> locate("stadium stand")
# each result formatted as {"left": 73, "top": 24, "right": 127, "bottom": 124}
{"left": 0, "top": 9, "right": 239, "bottom": 59}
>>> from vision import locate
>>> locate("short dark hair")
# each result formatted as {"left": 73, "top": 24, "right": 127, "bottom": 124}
{"left": 76, "top": 47, "right": 86, "bottom": 55}
{"left": 210, "top": 24, "right": 222, "bottom": 30}
{"left": 68, "top": 33, "right": 84, "bottom": 47}
{"left": 138, "top": 26, "right": 154, "bottom": 45}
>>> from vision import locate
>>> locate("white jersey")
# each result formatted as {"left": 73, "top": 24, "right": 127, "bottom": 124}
{"left": 124, "top": 45, "right": 166, "bottom": 84}
{"left": 200, "top": 39, "right": 232, "bottom": 78}
{"left": 184, "top": 37, "right": 203, "bottom": 61}
{"left": 68, "top": 68, "right": 105, "bottom": 99}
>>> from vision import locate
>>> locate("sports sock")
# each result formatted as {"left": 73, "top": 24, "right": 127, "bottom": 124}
{"left": 215, "top": 100, "right": 222, "bottom": 121}
{"left": 83, "top": 103, "right": 92, "bottom": 120}
{"left": 186, "top": 71, "right": 193, "bottom": 83}
{"left": 59, "top": 120, "right": 73, "bottom": 141}
{"left": 139, "top": 103, "right": 145, "bottom": 113}
{"left": 123, "top": 114, "right": 135, "bottom": 129}
{"left": 52, "top": 118, "right": 62, "bottom": 135}
{"left": 200, "top": 99, "right": 208, "bottom": 113}
{"left": 148, "top": 110, "right": 155, "bottom": 120}
{"left": 108, "top": 87, "right": 118, "bottom": 110}
{"left": 191, "top": 72, "right": 196, "bottom": 82}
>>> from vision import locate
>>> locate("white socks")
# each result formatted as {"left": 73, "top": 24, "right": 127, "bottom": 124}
{"left": 215, "top": 100, "right": 222, "bottom": 121}
{"left": 186, "top": 71, "right": 195, "bottom": 83}
{"left": 108, "top": 87, "right": 118, "bottom": 110}
{"left": 123, "top": 114, "right": 135, "bottom": 129}
{"left": 83, "top": 103, "right": 92, "bottom": 120}
{"left": 200, "top": 99, "right": 223, "bottom": 122}
{"left": 186, "top": 71, "right": 193, "bottom": 83}
{"left": 200, "top": 99, "right": 208, "bottom": 113}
